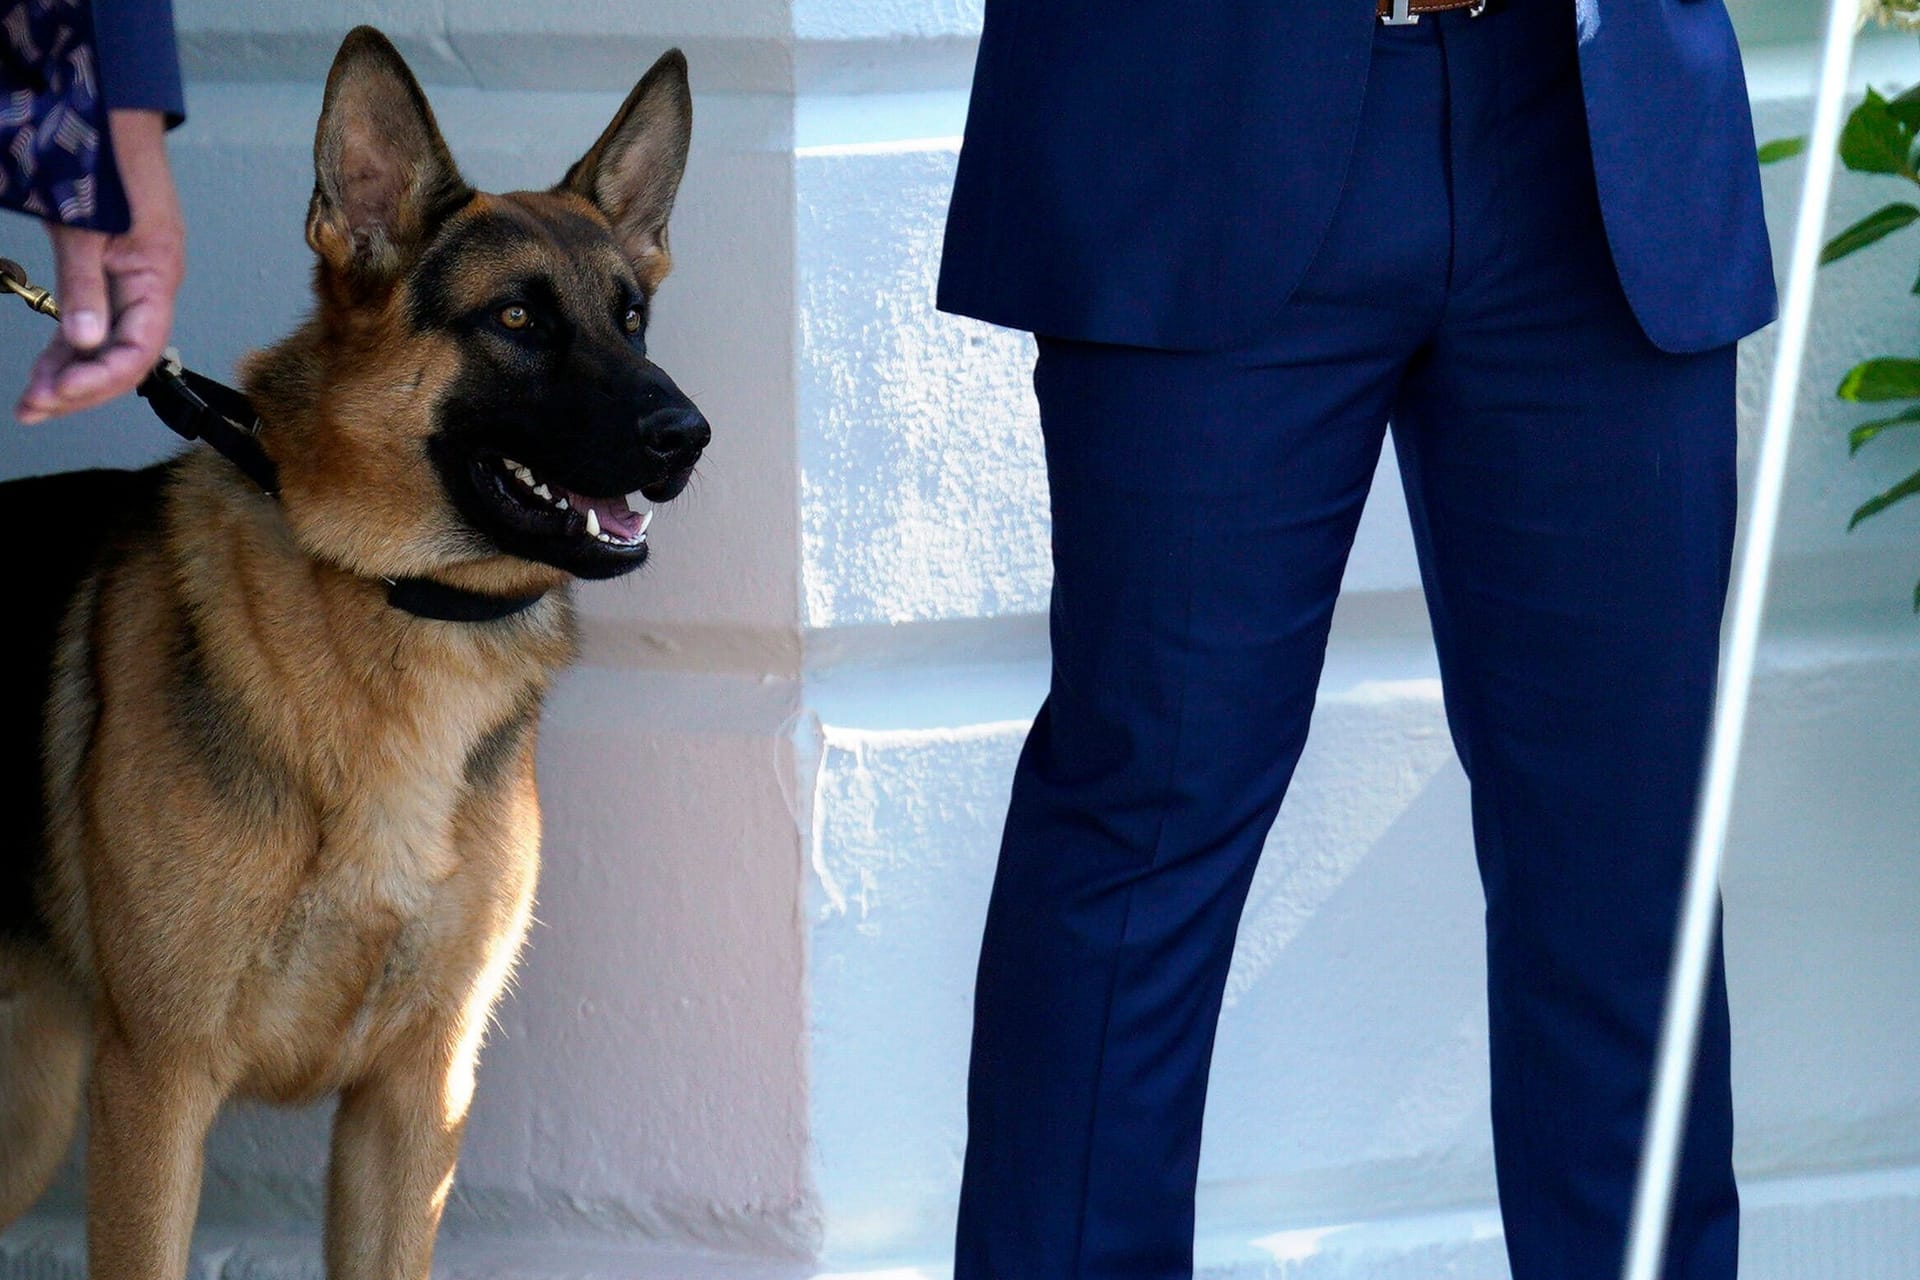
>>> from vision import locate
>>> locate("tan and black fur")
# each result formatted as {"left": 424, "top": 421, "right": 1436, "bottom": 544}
{"left": 0, "top": 27, "right": 706, "bottom": 1280}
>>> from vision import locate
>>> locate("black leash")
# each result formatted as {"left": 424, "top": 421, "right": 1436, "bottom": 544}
{"left": 3, "top": 256, "right": 546, "bottom": 623}
{"left": 136, "top": 356, "right": 281, "bottom": 494}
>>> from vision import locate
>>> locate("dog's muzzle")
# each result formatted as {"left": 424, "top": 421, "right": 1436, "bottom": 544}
{"left": 631, "top": 363, "right": 710, "bottom": 501}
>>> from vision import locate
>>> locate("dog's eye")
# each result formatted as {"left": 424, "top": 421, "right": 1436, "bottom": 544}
{"left": 621, "top": 306, "right": 643, "bottom": 335}
{"left": 498, "top": 305, "right": 533, "bottom": 331}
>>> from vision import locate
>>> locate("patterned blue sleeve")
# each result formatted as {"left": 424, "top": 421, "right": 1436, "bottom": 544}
{"left": 0, "top": 0, "right": 182, "bottom": 234}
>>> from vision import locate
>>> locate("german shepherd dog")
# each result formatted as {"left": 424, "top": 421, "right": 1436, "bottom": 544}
{"left": 0, "top": 27, "right": 706, "bottom": 1279}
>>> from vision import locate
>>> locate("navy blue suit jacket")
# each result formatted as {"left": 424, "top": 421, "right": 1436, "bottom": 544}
{"left": 937, "top": 0, "right": 1777, "bottom": 354}
{"left": 0, "top": 0, "right": 185, "bottom": 232}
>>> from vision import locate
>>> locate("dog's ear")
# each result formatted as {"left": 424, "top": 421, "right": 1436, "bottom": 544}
{"left": 307, "top": 27, "right": 470, "bottom": 287}
{"left": 558, "top": 50, "right": 692, "bottom": 292}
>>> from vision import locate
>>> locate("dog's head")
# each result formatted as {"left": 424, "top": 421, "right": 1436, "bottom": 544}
{"left": 247, "top": 27, "right": 706, "bottom": 590}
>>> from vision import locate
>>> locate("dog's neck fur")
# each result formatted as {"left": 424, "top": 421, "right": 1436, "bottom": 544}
{"left": 164, "top": 451, "right": 579, "bottom": 765}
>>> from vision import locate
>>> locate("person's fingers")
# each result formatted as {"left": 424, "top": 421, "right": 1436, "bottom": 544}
{"left": 41, "top": 336, "right": 158, "bottom": 415}
{"left": 108, "top": 275, "right": 174, "bottom": 370}
{"left": 15, "top": 334, "right": 78, "bottom": 424}
{"left": 45, "top": 282, "right": 169, "bottom": 411}
{"left": 14, "top": 267, "right": 175, "bottom": 423}
{"left": 49, "top": 224, "right": 111, "bottom": 352}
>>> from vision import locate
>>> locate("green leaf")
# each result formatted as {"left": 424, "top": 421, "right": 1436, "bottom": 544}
{"left": 1891, "top": 80, "right": 1920, "bottom": 129}
{"left": 1820, "top": 202, "right": 1920, "bottom": 263}
{"left": 1849, "top": 404, "right": 1920, "bottom": 453}
{"left": 1849, "top": 466, "right": 1920, "bottom": 528}
{"left": 1837, "top": 357, "right": 1920, "bottom": 401}
{"left": 1757, "top": 136, "right": 1807, "bottom": 164}
{"left": 1840, "top": 89, "right": 1917, "bottom": 177}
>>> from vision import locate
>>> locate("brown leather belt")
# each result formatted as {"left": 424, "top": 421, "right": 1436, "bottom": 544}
{"left": 1376, "top": 0, "right": 1487, "bottom": 22}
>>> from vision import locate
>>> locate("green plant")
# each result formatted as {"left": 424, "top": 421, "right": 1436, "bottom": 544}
{"left": 1764, "top": 71, "right": 1920, "bottom": 611}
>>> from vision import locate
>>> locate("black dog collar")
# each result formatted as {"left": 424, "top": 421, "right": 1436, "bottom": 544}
{"left": 385, "top": 576, "right": 549, "bottom": 623}
{"left": 137, "top": 359, "right": 550, "bottom": 625}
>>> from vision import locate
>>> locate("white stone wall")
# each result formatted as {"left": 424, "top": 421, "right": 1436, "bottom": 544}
{"left": 2, "top": 2, "right": 1918, "bottom": 1278}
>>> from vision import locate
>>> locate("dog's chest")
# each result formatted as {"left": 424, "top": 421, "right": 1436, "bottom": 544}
{"left": 242, "top": 685, "right": 532, "bottom": 1092}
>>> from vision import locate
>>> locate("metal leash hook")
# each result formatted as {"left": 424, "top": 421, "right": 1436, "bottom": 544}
{"left": 1620, "top": 3, "right": 1860, "bottom": 1279}
{"left": 0, "top": 256, "right": 61, "bottom": 320}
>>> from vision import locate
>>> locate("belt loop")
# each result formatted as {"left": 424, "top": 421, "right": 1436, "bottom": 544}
{"left": 1382, "top": 0, "right": 1419, "bottom": 25}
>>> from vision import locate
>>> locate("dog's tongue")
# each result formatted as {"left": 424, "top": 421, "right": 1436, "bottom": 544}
{"left": 554, "top": 484, "right": 644, "bottom": 539}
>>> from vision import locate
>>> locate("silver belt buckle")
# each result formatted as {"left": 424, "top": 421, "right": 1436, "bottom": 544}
{"left": 1380, "top": 0, "right": 1488, "bottom": 24}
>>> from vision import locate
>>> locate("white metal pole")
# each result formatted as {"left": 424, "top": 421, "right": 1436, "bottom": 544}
{"left": 1619, "top": 5, "right": 1860, "bottom": 1279}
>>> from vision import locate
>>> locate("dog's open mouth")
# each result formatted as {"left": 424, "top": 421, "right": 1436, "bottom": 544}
{"left": 437, "top": 433, "right": 698, "bottom": 581}
{"left": 475, "top": 452, "right": 653, "bottom": 553}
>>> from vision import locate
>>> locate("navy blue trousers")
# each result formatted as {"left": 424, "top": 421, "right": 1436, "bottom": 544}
{"left": 954, "top": 6, "right": 1740, "bottom": 1279}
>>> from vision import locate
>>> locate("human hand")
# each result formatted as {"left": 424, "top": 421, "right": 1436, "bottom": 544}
{"left": 14, "top": 109, "right": 184, "bottom": 425}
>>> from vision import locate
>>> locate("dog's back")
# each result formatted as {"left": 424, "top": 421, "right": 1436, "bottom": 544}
{"left": 1, "top": 465, "right": 165, "bottom": 1220}
{"left": 0, "top": 466, "right": 166, "bottom": 949}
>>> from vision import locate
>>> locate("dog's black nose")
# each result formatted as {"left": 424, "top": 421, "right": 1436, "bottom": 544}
{"left": 631, "top": 360, "right": 709, "bottom": 473}
{"left": 641, "top": 407, "right": 710, "bottom": 466}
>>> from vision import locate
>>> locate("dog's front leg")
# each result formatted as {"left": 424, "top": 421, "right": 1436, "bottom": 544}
{"left": 325, "top": 1052, "right": 471, "bottom": 1280}
{"left": 87, "top": 1032, "right": 224, "bottom": 1280}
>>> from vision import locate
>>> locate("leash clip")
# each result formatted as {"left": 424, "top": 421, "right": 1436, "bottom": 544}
{"left": 0, "top": 257, "right": 61, "bottom": 320}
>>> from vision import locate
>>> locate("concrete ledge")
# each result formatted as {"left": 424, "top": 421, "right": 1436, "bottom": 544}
{"left": 11, "top": 1164, "right": 1916, "bottom": 1279}
{"left": 0, "top": 1218, "right": 809, "bottom": 1280}
{"left": 1189, "top": 1164, "right": 1920, "bottom": 1280}
{"left": 809, "top": 1165, "right": 1920, "bottom": 1279}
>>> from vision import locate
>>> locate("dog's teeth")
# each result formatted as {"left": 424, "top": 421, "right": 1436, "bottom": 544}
{"left": 513, "top": 465, "right": 535, "bottom": 485}
{"left": 534, "top": 484, "right": 552, "bottom": 500}
{"left": 637, "top": 509, "right": 654, "bottom": 536}
{"left": 586, "top": 508, "right": 600, "bottom": 538}
{"left": 555, "top": 497, "right": 569, "bottom": 511}
{"left": 502, "top": 456, "right": 522, "bottom": 470}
